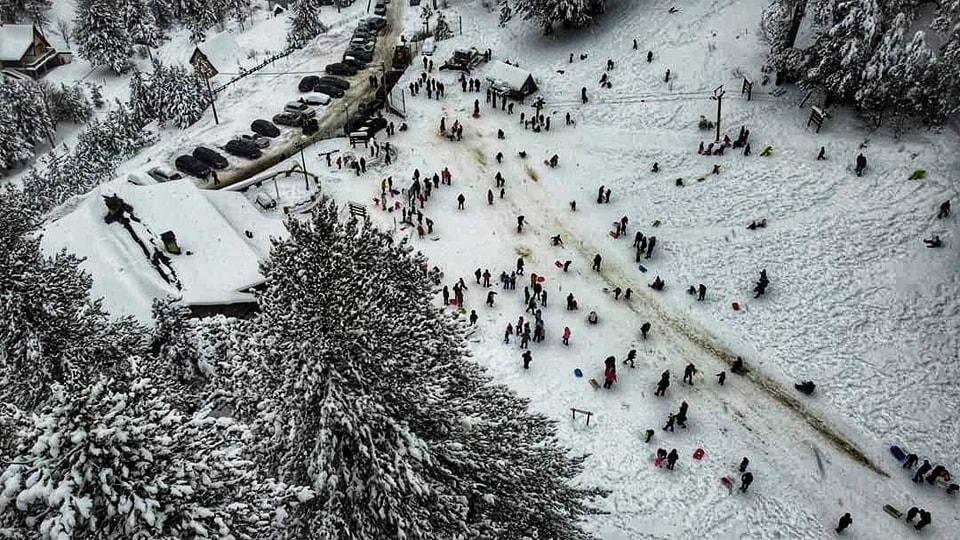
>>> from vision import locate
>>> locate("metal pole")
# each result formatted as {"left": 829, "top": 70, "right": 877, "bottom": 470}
{"left": 715, "top": 94, "right": 721, "bottom": 142}
{"left": 206, "top": 78, "right": 220, "bottom": 125}
{"left": 274, "top": 176, "right": 280, "bottom": 199}
{"left": 300, "top": 144, "right": 309, "bottom": 189}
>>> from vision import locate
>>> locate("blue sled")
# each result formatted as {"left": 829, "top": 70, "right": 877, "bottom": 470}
{"left": 638, "top": 264, "right": 648, "bottom": 273}
{"left": 574, "top": 368, "right": 583, "bottom": 378}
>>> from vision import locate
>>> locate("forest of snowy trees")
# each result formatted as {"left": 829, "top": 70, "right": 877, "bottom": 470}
{"left": 763, "top": 0, "right": 960, "bottom": 122}
{"left": 0, "top": 194, "right": 606, "bottom": 538}
{"left": 498, "top": 0, "right": 607, "bottom": 32}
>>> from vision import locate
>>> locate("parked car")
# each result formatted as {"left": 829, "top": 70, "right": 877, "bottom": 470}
{"left": 175, "top": 155, "right": 211, "bottom": 178}
{"left": 255, "top": 191, "right": 277, "bottom": 210}
{"left": 409, "top": 0, "right": 421, "bottom": 5}
{"left": 421, "top": 37, "right": 436, "bottom": 56}
{"left": 284, "top": 101, "right": 317, "bottom": 118}
{"left": 143, "top": 167, "right": 183, "bottom": 184}
{"left": 273, "top": 112, "right": 304, "bottom": 127}
{"left": 225, "top": 139, "right": 262, "bottom": 159}
{"left": 325, "top": 62, "right": 357, "bottom": 76}
{"left": 251, "top": 119, "right": 281, "bottom": 138}
{"left": 298, "top": 75, "right": 320, "bottom": 92}
{"left": 343, "top": 52, "right": 371, "bottom": 66}
{"left": 350, "top": 41, "right": 376, "bottom": 53}
{"left": 313, "top": 84, "right": 345, "bottom": 98}
{"left": 353, "top": 28, "right": 376, "bottom": 39}
{"left": 363, "top": 16, "right": 387, "bottom": 30}
{"left": 192, "top": 146, "right": 228, "bottom": 169}
{"left": 299, "top": 93, "right": 332, "bottom": 106}
{"left": 235, "top": 133, "right": 270, "bottom": 148}
{"left": 319, "top": 76, "right": 350, "bottom": 90}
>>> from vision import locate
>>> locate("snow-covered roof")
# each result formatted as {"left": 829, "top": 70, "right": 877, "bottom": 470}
{"left": 193, "top": 32, "right": 245, "bottom": 73}
{"left": 484, "top": 61, "right": 535, "bottom": 92}
{"left": 41, "top": 178, "right": 288, "bottom": 322}
{"left": 0, "top": 25, "right": 34, "bottom": 62}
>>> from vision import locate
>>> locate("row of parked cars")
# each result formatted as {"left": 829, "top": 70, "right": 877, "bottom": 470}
{"left": 138, "top": 120, "right": 284, "bottom": 183}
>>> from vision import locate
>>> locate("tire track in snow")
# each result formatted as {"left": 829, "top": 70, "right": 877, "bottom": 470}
{"left": 463, "top": 141, "right": 888, "bottom": 478}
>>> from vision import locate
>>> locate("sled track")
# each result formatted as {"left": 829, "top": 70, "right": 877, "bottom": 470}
{"left": 559, "top": 226, "right": 889, "bottom": 478}
{"left": 464, "top": 140, "right": 887, "bottom": 478}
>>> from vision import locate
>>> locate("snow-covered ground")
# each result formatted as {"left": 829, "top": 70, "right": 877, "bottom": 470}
{"left": 37, "top": 0, "right": 960, "bottom": 537}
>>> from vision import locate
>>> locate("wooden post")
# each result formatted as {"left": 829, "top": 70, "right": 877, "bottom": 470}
{"left": 741, "top": 76, "right": 752, "bottom": 101}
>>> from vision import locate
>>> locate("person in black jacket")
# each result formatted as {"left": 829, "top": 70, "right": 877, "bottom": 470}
{"left": 835, "top": 513, "right": 852, "bottom": 533}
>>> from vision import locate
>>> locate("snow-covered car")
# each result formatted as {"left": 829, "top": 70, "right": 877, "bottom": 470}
{"left": 298, "top": 93, "right": 332, "bottom": 107}
{"left": 255, "top": 191, "right": 277, "bottom": 210}
{"left": 283, "top": 101, "right": 317, "bottom": 119}
{"left": 342, "top": 54, "right": 370, "bottom": 67}
{"left": 174, "top": 155, "right": 211, "bottom": 179}
{"left": 361, "top": 16, "right": 387, "bottom": 31}
{"left": 234, "top": 133, "right": 270, "bottom": 148}
{"left": 192, "top": 146, "right": 228, "bottom": 169}
{"left": 146, "top": 166, "right": 184, "bottom": 183}
{"left": 421, "top": 37, "right": 436, "bottom": 56}
{"left": 351, "top": 37, "right": 375, "bottom": 49}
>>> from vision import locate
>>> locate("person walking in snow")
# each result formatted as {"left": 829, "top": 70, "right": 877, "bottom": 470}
{"left": 520, "top": 327, "right": 530, "bottom": 349}
{"left": 603, "top": 365, "right": 617, "bottom": 389}
{"left": 906, "top": 507, "right": 919, "bottom": 523}
{"left": 666, "top": 449, "right": 679, "bottom": 470}
{"left": 654, "top": 370, "right": 670, "bottom": 396}
{"left": 676, "top": 401, "right": 689, "bottom": 429}
{"left": 540, "top": 290, "right": 547, "bottom": 307}
{"left": 442, "top": 285, "right": 450, "bottom": 305}
{"left": 613, "top": 287, "right": 622, "bottom": 300}
{"left": 854, "top": 153, "right": 867, "bottom": 176}
{"left": 644, "top": 429, "right": 654, "bottom": 442}
{"left": 717, "top": 371, "right": 726, "bottom": 386}
{"left": 487, "top": 189, "right": 494, "bottom": 205}
{"left": 640, "top": 322, "right": 651, "bottom": 340}
{"left": 474, "top": 268, "right": 482, "bottom": 284}
{"left": 913, "top": 460, "right": 932, "bottom": 483}
{"left": 914, "top": 510, "right": 931, "bottom": 531}
{"left": 835, "top": 513, "right": 852, "bottom": 533}
{"left": 592, "top": 254, "right": 602, "bottom": 271}
{"left": 739, "top": 472, "right": 753, "bottom": 493}
{"left": 663, "top": 413, "right": 676, "bottom": 432}
{"left": 739, "top": 457, "right": 749, "bottom": 473}
{"left": 581, "top": 86, "right": 588, "bottom": 104}
{"left": 927, "top": 464, "right": 946, "bottom": 484}
{"left": 562, "top": 326, "right": 571, "bottom": 346}
{"left": 645, "top": 236, "right": 657, "bottom": 258}
{"left": 938, "top": 200, "right": 951, "bottom": 219}
{"left": 683, "top": 362, "right": 696, "bottom": 385}
{"left": 469, "top": 310, "right": 478, "bottom": 325}
{"left": 482, "top": 269, "right": 492, "bottom": 287}
{"left": 817, "top": 146, "right": 826, "bottom": 160}
{"left": 624, "top": 349, "right": 637, "bottom": 368}
{"left": 517, "top": 215, "right": 525, "bottom": 233}
{"left": 522, "top": 350, "right": 532, "bottom": 369}
{"left": 647, "top": 51, "right": 653, "bottom": 62}
{"left": 516, "top": 257, "right": 525, "bottom": 275}
{"left": 457, "top": 193, "right": 466, "bottom": 210}
{"left": 633, "top": 231, "right": 644, "bottom": 248}
{"left": 504, "top": 323, "right": 513, "bottom": 343}
{"left": 486, "top": 291, "right": 497, "bottom": 306}
{"left": 697, "top": 284, "right": 706, "bottom": 301}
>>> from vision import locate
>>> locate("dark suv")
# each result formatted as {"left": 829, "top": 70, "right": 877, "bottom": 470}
{"left": 175, "top": 155, "right": 211, "bottom": 178}
{"left": 319, "top": 76, "right": 350, "bottom": 90}
{"left": 251, "top": 119, "right": 281, "bottom": 138}
{"left": 325, "top": 63, "right": 357, "bottom": 76}
{"left": 299, "top": 75, "right": 320, "bottom": 92}
{"left": 193, "top": 146, "right": 228, "bottom": 169}
{"left": 224, "top": 139, "right": 262, "bottom": 159}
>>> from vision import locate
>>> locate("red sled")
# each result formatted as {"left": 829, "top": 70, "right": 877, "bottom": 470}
{"left": 654, "top": 456, "right": 664, "bottom": 468}
{"left": 693, "top": 448, "right": 705, "bottom": 460}
{"left": 609, "top": 231, "right": 619, "bottom": 239}
{"left": 555, "top": 260, "right": 564, "bottom": 268}
{"left": 448, "top": 299, "right": 459, "bottom": 305}
{"left": 536, "top": 276, "right": 546, "bottom": 283}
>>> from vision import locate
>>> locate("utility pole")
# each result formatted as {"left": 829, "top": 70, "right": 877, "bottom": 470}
{"left": 711, "top": 85, "right": 724, "bottom": 142}
{"left": 205, "top": 78, "right": 220, "bottom": 125}
{"left": 300, "top": 143, "right": 309, "bottom": 190}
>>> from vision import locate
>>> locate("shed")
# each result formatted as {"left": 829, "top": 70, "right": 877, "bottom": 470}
{"left": 484, "top": 61, "right": 537, "bottom": 99}
{"left": 189, "top": 32, "right": 245, "bottom": 78}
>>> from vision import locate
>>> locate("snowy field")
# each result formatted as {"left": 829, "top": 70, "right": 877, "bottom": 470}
{"left": 31, "top": 0, "right": 960, "bottom": 537}
{"left": 297, "top": 0, "right": 960, "bottom": 537}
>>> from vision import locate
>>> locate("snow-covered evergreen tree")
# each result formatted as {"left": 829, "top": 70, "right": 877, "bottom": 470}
{"left": 498, "top": 0, "right": 513, "bottom": 26}
{"left": 240, "top": 199, "right": 605, "bottom": 539}
{"left": 0, "top": 0, "right": 51, "bottom": 25}
{"left": 73, "top": 0, "right": 132, "bottom": 74}
{"left": 162, "top": 63, "right": 210, "bottom": 128}
{"left": 434, "top": 11, "right": 454, "bottom": 40}
{"left": 125, "top": 0, "right": 163, "bottom": 48}
{"left": 287, "top": 0, "right": 328, "bottom": 48}
{"left": 41, "top": 81, "right": 93, "bottom": 127}
{"left": 511, "top": 0, "right": 604, "bottom": 33}
{"left": 0, "top": 376, "right": 308, "bottom": 539}
{"left": 0, "top": 195, "right": 144, "bottom": 409}
{"left": 0, "top": 101, "right": 33, "bottom": 171}
{"left": 86, "top": 81, "right": 105, "bottom": 108}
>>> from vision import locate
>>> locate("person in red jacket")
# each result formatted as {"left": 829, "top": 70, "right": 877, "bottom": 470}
{"left": 603, "top": 365, "right": 617, "bottom": 389}
{"left": 562, "top": 327, "right": 571, "bottom": 346}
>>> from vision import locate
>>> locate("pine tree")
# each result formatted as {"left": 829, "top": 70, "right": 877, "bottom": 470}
{"left": 162, "top": 64, "right": 210, "bottom": 128}
{"left": 498, "top": 0, "right": 513, "bottom": 26}
{"left": 511, "top": 0, "right": 604, "bottom": 33}
{"left": 0, "top": 0, "right": 51, "bottom": 25}
{"left": 125, "top": 0, "right": 163, "bottom": 48}
{"left": 287, "top": 0, "right": 328, "bottom": 48}
{"left": 0, "top": 376, "right": 307, "bottom": 539}
{"left": 0, "top": 100, "right": 32, "bottom": 171}
{"left": 41, "top": 81, "right": 93, "bottom": 126}
{"left": 73, "top": 0, "right": 132, "bottom": 74}
{"left": 0, "top": 193, "right": 144, "bottom": 409}
{"left": 86, "top": 81, "right": 105, "bottom": 108}
{"left": 434, "top": 11, "right": 454, "bottom": 40}
{"left": 240, "top": 199, "right": 605, "bottom": 539}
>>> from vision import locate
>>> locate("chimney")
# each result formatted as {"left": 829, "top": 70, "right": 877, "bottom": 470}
{"left": 160, "top": 231, "right": 181, "bottom": 255}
